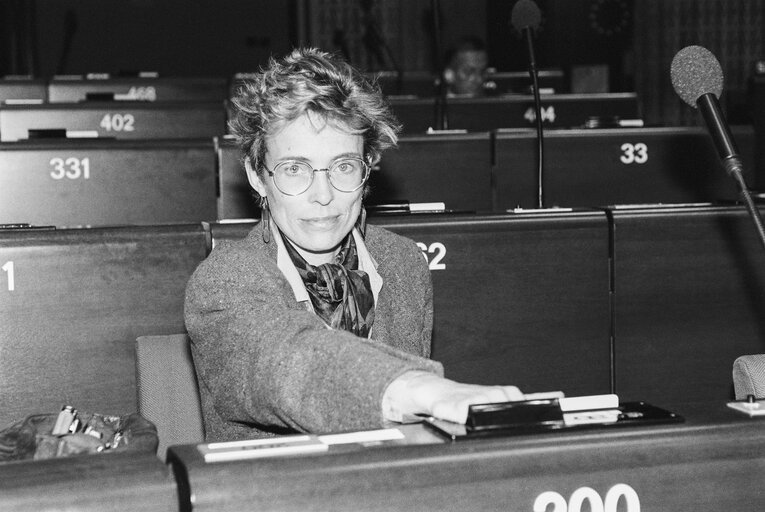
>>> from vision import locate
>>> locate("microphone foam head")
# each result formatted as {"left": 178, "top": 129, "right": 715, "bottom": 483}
{"left": 670, "top": 45, "right": 724, "bottom": 108}
{"left": 511, "top": 0, "right": 542, "bottom": 31}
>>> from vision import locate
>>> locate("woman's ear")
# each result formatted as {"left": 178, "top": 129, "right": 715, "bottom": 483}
{"left": 244, "top": 158, "right": 267, "bottom": 198}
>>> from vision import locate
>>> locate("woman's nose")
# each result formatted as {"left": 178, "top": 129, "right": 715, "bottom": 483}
{"left": 307, "top": 169, "right": 334, "bottom": 204}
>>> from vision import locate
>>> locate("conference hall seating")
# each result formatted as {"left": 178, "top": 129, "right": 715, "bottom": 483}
{"left": 609, "top": 204, "right": 765, "bottom": 405}
{"left": 369, "top": 68, "right": 566, "bottom": 97}
{"left": 2, "top": 66, "right": 765, "bottom": 511}
{"left": 47, "top": 74, "right": 229, "bottom": 103}
{"left": 390, "top": 92, "right": 640, "bottom": 133}
{"left": 493, "top": 125, "right": 757, "bottom": 210}
{"left": 0, "top": 223, "right": 208, "bottom": 421}
{"left": 0, "top": 101, "right": 227, "bottom": 142}
{"left": 0, "top": 138, "right": 218, "bottom": 227}
{"left": 0, "top": 74, "right": 228, "bottom": 228}
{"left": 0, "top": 75, "right": 47, "bottom": 104}
{"left": 368, "top": 131, "right": 493, "bottom": 212}
{"left": 2, "top": 205, "right": 764, "bottom": 509}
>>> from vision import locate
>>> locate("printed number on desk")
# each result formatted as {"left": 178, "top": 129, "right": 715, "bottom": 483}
{"left": 524, "top": 105, "right": 556, "bottom": 123}
{"left": 100, "top": 113, "right": 135, "bottom": 132}
{"left": 123, "top": 86, "right": 157, "bottom": 101}
{"left": 620, "top": 143, "right": 648, "bottom": 164}
{"left": 534, "top": 484, "right": 640, "bottom": 512}
{"left": 2, "top": 261, "right": 14, "bottom": 291}
{"left": 50, "top": 157, "right": 91, "bottom": 180}
{"left": 417, "top": 242, "right": 446, "bottom": 270}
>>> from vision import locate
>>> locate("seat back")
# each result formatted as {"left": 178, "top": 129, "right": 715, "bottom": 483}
{"left": 135, "top": 334, "right": 204, "bottom": 460}
{"left": 732, "top": 354, "right": 765, "bottom": 400}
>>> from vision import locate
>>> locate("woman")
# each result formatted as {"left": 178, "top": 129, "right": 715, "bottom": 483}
{"left": 185, "top": 48, "right": 522, "bottom": 441}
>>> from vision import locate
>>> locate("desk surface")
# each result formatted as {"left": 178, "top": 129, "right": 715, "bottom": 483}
{"left": 0, "top": 451, "right": 177, "bottom": 512}
{"left": 168, "top": 401, "right": 765, "bottom": 512}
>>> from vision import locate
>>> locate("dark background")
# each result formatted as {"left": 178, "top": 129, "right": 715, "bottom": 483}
{"left": 1, "top": 0, "right": 764, "bottom": 125}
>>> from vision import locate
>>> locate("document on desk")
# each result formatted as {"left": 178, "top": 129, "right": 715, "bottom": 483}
{"left": 198, "top": 435, "right": 327, "bottom": 463}
{"left": 197, "top": 428, "right": 406, "bottom": 462}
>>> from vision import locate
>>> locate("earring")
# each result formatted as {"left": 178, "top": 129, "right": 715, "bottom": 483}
{"left": 261, "top": 198, "right": 271, "bottom": 244}
{"left": 356, "top": 205, "right": 367, "bottom": 239}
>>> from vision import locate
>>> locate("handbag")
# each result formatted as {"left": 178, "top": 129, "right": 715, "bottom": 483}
{"left": 0, "top": 406, "right": 158, "bottom": 461}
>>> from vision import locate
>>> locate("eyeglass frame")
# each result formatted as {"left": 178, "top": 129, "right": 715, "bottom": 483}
{"left": 262, "top": 156, "right": 372, "bottom": 196}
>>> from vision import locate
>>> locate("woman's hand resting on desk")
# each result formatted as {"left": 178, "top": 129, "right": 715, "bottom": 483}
{"left": 383, "top": 371, "right": 524, "bottom": 424}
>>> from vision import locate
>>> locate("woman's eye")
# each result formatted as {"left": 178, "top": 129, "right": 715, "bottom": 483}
{"left": 335, "top": 162, "right": 355, "bottom": 174}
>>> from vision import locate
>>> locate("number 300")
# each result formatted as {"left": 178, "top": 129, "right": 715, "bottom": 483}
{"left": 534, "top": 484, "right": 640, "bottom": 512}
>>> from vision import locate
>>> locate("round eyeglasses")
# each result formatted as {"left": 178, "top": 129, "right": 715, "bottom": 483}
{"left": 264, "top": 157, "right": 370, "bottom": 196}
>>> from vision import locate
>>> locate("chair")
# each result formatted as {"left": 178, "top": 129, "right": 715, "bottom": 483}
{"left": 135, "top": 334, "right": 204, "bottom": 460}
{"left": 732, "top": 354, "right": 765, "bottom": 400}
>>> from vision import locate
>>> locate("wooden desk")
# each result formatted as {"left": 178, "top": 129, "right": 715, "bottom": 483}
{"left": 0, "top": 452, "right": 178, "bottom": 512}
{"left": 0, "top": 138, "right": 217, "bottom": 227}
{"left": 390, "top": 93, "right": 640, "bottom": 133}
{"left": 167, "top": 402, "right": 765, "bottom": 511}
{"left": 0, "top": 224, "right": 208, "bottom": 419}
{"left": 493, "top": 126, "right": 757, "bottom": 210}
{"left": 48, "top": 76, "right": 229, "bottom": 103}
{"left": 0, "top": 77, "right": 47, "bottom": 103}
{"left": 0, "top": 101, "right": 227, "bottom": 141}
{"left": 609, "top": 205, "right": 765, "bottom": 404}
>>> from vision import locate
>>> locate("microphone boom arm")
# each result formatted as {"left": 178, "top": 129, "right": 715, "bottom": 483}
{"left": 697, "top": 94, "right": 765, "bottom": 252}
{"left": 524, "top": 27, "right": 544, "bottom": 208}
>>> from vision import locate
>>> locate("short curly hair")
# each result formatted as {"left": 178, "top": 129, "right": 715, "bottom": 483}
{"left": 229, "top": 47, "right": 401, "bottom": 195}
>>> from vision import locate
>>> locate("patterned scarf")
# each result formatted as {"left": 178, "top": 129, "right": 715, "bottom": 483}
{"left": 280, "top": 231, "right": 375, "bottom": 337}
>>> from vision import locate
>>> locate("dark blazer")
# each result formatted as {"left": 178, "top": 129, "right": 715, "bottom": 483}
{"left": 184, "top": 224, "right": 443, "bottom": 441}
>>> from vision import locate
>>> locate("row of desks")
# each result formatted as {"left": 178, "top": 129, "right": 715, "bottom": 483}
{"left": 1, "top": 206, "right": 764, "bottom": 423}
{"left": 1, "top": 401, "right": 763, "bottom": 511}
{"left": 1, "top": 126, "right": 757, "bottom": 227}
{"left": 0, "top": 92, "right": 639, "bottom": 141}
{"left": 0, "top": 69, "right": 568, "bottom": 104}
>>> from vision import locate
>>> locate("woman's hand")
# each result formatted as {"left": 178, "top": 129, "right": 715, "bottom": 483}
{"left": 383, "top": 371, "right": 524, "bottom": 424}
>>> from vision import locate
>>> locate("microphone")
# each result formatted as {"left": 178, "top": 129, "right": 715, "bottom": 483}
{"left": 511, "top": 0, "right": 544, "bottom": 208}
{"left": 671, "top": 45, "right": 765, "bottom": 252}
{"left": 511, "top": 0, "right": 542, "bottom": 33}
{"left": 430, "top": 0, "right": 449, "bottom": 130}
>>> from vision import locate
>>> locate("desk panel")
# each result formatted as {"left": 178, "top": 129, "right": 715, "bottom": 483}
{"left": 370, "top": 69, "right": 566, "bottom": 97}
{"left": 369, "top": 132, "right": 492, "bottom": 212}
{"left": 0, "top": 78, "right": 47, "bottom": 103}
{"left": 0, "top": 452, "right": 178, "bottom": 512}
{"left": 0, "top": 224, "right": 208, "bottom": 419}
{"left": 0, "top": 139, "right": 217, "bottom": 227}
{"left": 215, "top": 136, "right": 257, "bottom": 220}
{"left": 748, "top": 74, "right": 765, "bottom": 190}
{"left": 167, "top": 403, "right": 765, "bottom": 511}
{"left": 209, "top": 211, "right": 611, "bottom": 396}
{"left": 216, "top": 132, "right": 495, "bottom": 219}
{"left": 610, "top": 205, "right": 765, "bottom": 404}
{"left": 48, "top": 76, "right": 229, "bottom": 103}
{"left": 390, "top": 93, "right": 639, "bottom": 133}
{"left": 494, "top": 126, "right": 757, "bottom": 210}
{"left": 0, "top": 101, "right": 226, "bottom": 141}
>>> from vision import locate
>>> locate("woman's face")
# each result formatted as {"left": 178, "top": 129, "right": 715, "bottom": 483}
{"left": 247, "top": 113, "right": 365, "bottom": 265}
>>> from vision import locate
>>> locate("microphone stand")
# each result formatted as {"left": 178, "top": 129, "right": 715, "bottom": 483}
{"left": 698, "top": 94, "right": 765, "bottom": 253}
{"left": 431, "top": 0, "right": 448, "bottom": 130}
{"left": 523, "top": 26, "right": 544, "bottom": 208}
